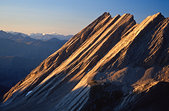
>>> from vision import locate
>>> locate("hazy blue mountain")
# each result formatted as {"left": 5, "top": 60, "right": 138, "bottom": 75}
{"left": 0, "top": 30, "right": 35, "bottom": 43}
{"left": 0, "top": 56, "right": 39, "bottom": 86}
{"left": 0, "top": 30, "right": 69, "bottom": 97}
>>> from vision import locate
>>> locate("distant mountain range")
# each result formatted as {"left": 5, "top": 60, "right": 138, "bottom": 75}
{"left": 29, "top": 33, "right": 73, "bottom": 40}
{"left": 7, "top": 31, "right": 73, "bottom": 41}
{"left": 0, "top": 30, "right": 70, "bottom": 101}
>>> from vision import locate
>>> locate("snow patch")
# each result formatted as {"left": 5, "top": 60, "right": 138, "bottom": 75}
{"left": 26, "top": 91, "right": 32, "bottom": 96}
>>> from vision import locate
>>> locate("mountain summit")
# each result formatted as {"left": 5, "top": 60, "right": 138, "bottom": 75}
{"left": 1, "top": 12, "right": 169, "bottom": 111}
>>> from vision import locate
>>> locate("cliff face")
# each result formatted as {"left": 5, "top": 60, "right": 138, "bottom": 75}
{"left": 1, "top": 12, "right": 169, "bottom": 111}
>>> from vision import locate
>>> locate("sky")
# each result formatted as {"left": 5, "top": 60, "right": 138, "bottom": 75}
{"left": 0, "top": 0, "right": 169, "bottom": 35}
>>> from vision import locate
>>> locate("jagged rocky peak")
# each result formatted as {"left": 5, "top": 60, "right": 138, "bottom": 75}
{"left": 101, "top": 12, "right": 111, "bottom": 17}
{"left": 1, "top": 12, "right": 169, "bottom": 111}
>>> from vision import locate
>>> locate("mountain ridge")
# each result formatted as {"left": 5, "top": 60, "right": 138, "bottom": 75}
{"left": 1, "top": 12, "right": 169, "bottom": 111}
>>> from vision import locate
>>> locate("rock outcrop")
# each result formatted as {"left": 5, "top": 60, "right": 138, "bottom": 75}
{"left": 1, "top": 12, "right": 169, "bottom": 111}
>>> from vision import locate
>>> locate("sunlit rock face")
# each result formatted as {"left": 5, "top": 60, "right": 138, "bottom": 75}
{"left": 1, "top": 12, "right": 169, "bottom": 111}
